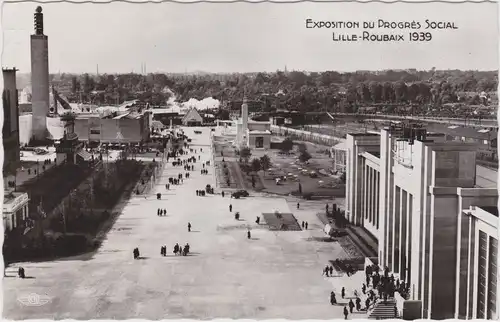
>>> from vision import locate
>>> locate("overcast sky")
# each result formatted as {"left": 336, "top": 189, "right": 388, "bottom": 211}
{"left": 1, "top": 2, "right": 498, "bottom": 74}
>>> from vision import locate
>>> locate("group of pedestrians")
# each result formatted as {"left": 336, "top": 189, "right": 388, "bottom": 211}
{"left": 196, "top": 190, "right": 206, "bottom": 196}
{"left": 329, "top": 286, "right": 367, "bottom": 320}
{"left": 323, "top": 265, "right": 334, "bottom": 277}
{"left": 160, "top": 242, "right": 191, "bottom": 256}
{"left": 301, "top": 221, "right": 309, "bottom": 230}
{"left": 364, "top": 264, "right": 409, "bottom": 303}
{"left": 173, "top": 242, "right": 190, "bottom": 256}
{"left": 157, "top": 208, "right": 167, "bottom": 216}
{"left": 330, "top": 264, "right": 408, "bottom": 319}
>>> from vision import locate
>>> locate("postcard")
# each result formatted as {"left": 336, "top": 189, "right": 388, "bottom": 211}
{"left": 1, "top": 0, "right": 498, "bottom": 320}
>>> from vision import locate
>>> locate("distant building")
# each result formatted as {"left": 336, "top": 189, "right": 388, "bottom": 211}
{"left": 235, "top": 97, "right": 271, "bottom": 149}
{"left": 73, "top": 111, "right": 150, "bottom": 144}
{"left": 181, "top": 108, "right": 203, "bottom": 126}
{"left": 56, "top": 114, "right": 87, "bottom": 165}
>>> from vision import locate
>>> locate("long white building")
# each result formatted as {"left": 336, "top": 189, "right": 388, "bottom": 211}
{"left": 343, "top": 123, "right": 498, "bottom": 320}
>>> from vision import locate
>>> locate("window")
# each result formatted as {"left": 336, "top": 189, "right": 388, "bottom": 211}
{"left": 255, "top": 137, "right": 264, "bottom": 148}
{"left": 477, "top": 231, "right": 488, "bottom": 318}
{"left": 487, "top": 237, "right": 497, "bottom": 319}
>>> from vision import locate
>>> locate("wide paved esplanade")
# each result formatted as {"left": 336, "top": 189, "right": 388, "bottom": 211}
{"left": 343, "top": 123, "right": 498, "bottom": 319}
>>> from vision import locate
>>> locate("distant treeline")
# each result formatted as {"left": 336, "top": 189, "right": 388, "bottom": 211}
{"left": 32, "top": 69, "right": 498, "bottom": 113}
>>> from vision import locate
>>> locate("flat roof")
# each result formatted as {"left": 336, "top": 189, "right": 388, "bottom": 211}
{"left": 348, "top": 133, "right": 380, "bottom": 137}
{"left": 427, "top": 123, "right": 497, "bottom": 141}
{"left": 479, "top": 206, "right": 499, "bottom": 217}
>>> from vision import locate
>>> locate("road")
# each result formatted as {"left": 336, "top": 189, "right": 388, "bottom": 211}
{"left": 3, "top": 127, "right": 363, "bottom": 320}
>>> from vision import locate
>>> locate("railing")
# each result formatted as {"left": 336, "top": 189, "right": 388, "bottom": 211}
{"left": 328, "top": 113, "right": 498, "bottom": 128}
{"left": 394, "top": 292, "right": 405, "bottom": 318}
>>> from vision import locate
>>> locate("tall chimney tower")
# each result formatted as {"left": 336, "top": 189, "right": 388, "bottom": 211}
{"left": 2, "top": 68, "right": 21, "bottom": 175}
{"left": 30, "top": 6, "right": 50, "bottom": 140}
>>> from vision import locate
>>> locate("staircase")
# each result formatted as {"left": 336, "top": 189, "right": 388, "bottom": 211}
{"left": 262, "top": 212, "right": 302, "bottom": 231}
{"left": 368, "top": 298, "right": 398, "bottom": 320}
{"left": 346, "top": 226, "right": 378, "bottom": 258}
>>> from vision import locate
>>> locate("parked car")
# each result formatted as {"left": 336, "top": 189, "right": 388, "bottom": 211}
{"left": 231, "top": 190, "right": 249, "bottom": 199}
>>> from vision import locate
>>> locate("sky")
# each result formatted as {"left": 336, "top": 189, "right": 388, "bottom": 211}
{"left": 1, "top": 1, "right": 498, "bottom": 74}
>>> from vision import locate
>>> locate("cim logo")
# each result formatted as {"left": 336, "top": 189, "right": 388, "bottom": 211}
{"left": 17, "top": 293, "right": 51, "bottom": 307}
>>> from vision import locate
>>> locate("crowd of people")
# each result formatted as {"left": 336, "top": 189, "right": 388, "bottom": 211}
{"left": 326, "top": 262, "right": 409, "bottom": 319}
{"left": 133, "top": 130, "right": 209, "bottom": 261}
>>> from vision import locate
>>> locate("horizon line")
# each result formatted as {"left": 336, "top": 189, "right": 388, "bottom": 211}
{"left": 11, "top": 68, "right": 500, "bottom": 75}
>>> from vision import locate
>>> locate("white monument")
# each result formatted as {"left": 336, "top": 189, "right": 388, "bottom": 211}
{"left": 239, "top": 96, "right": 249, "bottom": 148}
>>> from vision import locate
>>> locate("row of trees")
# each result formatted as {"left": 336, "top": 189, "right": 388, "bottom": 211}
{"left": 50, "top": 69, "right": 497, "bottom": 113}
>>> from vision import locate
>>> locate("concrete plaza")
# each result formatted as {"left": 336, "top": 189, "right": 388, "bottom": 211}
{"left": 3, "top": 127, "right": 364, "bottom": 319}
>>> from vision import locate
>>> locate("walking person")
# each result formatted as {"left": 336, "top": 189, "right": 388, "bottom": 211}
{"left": 343, "top": 306, "right": 348, "bottom": 320}
{"left": 341, "top": 287, "right": 345, "bottom": 299}
{"left": 348, "top": 299, "right": 354, "bottom": 313}
{"left": 330, "top": 291, "right": 337, "bottom": 305}
{"left": 229, "top": 204, "right": 233, "bottom": 212}
{"left": 297, "top": 202, "right": 300, "bottom": 209}
{"left": 188, "top": 222, "right": 192, "bottom": 232}
{"left": 355, "top": 297, "right": 361, "bottom": 311}
{"left": 305, "top": 222, "right": 308, "bottom": 230}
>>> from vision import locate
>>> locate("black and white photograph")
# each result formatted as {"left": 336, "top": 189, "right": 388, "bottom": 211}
{"left": 1, "top": 0, "right": 498, "bottom": 320}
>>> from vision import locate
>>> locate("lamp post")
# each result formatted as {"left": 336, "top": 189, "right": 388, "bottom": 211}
{"left": 14, "top": 169, "right": 17, "bottom": 192}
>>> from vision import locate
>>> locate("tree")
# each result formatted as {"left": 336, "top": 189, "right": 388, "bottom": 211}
{"left": 297, "top": 142, "right": 308, "bottom": 154}
{"left": 281, "top": 137, "right": 294, "bottom": 154}
{"left": 299, "top": 150, "right": 312, "bottom": 163}
{"left": 251, "top": 158, "right": 262, "bottom": 173}
{"left": 259, "top": 154, "right": 272, "bottom": 175}
{"left": 71, "top": 76, "right": 79, "bottom": 94}
{"left": 240, "top": 147, "right": 252, "bottom": 163}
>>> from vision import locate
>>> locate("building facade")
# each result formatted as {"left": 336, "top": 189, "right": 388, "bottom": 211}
{"left": 73, "top": 112, "right": 150, "bottom": 144}
{"left": 2, "top": 192, "right": 30, "bottom": 232}
{"left": 235, "top": 98, "right": 271, "bottom": 149}
{"left": 2, "top": 68, "right": 20, "bottom": 176}
{"left": 344, "top": 124, "right": 498, "bottom": 320}
{"left": 455, "top": 206, "right": 498, "bottom": 320}
{"left": 181, "top": 108, "right": 203, "bottom": 126}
